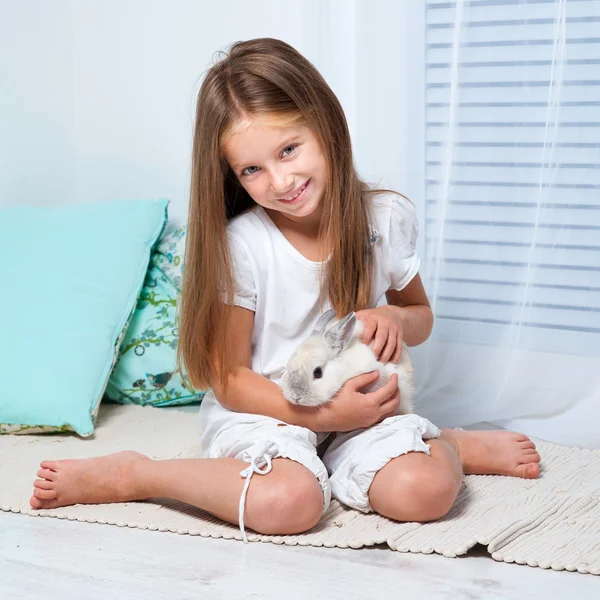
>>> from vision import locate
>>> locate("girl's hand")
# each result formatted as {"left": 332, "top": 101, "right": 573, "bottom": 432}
{"left": 355, "top": 306, "right": 404, "bottom": 364}
{"left": 316, "top": 371, "right": 400, "bottom": 432}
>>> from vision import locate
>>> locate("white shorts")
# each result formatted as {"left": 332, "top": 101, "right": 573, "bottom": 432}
{"left": 198, "top": 391, "right": 441, "bottom": 516}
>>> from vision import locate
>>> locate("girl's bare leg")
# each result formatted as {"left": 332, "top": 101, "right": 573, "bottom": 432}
{"left": 369, "top": 429, "right": 541, "bottom": 522}
{"left": 30, "top": 452, "right": 323, "bottom": 536}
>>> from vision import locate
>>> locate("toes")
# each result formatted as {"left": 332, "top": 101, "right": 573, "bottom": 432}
{"left": 514, "top": 433, "right": 536, "bottom": 446}
{"left": 517, "top": 462, "right": 540, "bottom": 479}
{"left": 37, "top": 469, "right": 57, "bottom": 481}
{"left": 40, "top": 461, "right": 59, "bottom": 471}
{"left": 520, "top": 439, "right": 535, "bottom": 450}
{"left": 33, "top": 479, "right": 55, "bottom": 490}
{"left": 33, "top": 488, "right": 57, "bottom": 500}
{"left": 30, "top": 496, "right": 43, "bottom": 509}
{"left": 522, "top": 452, "right": 541, "bottom": 463}
{"left": 30, "top": 495, "right": 59, "bottom": 510}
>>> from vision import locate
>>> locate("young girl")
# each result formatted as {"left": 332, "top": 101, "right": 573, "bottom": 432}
{"left": 30, "top": 38, "right": 541, "bottom": 541}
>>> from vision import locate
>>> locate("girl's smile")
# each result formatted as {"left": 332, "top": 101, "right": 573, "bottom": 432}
{"left": 277, "top": 179, "right": 310, "bottom": 205}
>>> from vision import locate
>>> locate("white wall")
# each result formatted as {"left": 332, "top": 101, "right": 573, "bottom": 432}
{"left": 0, "top": 0, "right": 414, "bottom": 225}
{"left": 0, "top": 0, "right": 75, "bottom": 209}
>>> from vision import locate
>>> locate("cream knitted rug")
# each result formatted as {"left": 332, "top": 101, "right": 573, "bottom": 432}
{"left": 1, "top": 404, "right": 599, "bottom": 576}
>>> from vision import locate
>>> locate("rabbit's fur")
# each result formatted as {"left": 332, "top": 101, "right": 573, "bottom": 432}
{"left": 281, "top": 309, "right": 414, "bottom": 414}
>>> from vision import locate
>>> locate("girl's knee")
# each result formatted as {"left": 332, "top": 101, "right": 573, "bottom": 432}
{"left": 247, "top": 466, "right": 323, "bottom": 535}
{"left": 414, "top": 469, "right": 461, "bottom": 521}
{"left": 370, "top": 460, "right": 461, "bottom": 523}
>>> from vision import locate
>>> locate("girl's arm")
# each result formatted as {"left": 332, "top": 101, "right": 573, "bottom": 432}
{"left": 384, "top": 273, "right": 434, "bottom": 346}
{"left": 211, "top": 305, "right": 325, "bottom": 428}
{"left": 211, "top": 306, "right": 399, "bottom": 432}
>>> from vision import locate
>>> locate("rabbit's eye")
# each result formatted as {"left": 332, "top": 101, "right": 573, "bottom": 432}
{"left": 313, "top": 367, "right": 323, "bottom": 379}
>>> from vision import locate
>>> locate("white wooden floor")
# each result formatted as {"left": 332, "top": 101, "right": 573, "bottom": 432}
{"left": 1, "top": 510, "right": 597, "bottom": 600}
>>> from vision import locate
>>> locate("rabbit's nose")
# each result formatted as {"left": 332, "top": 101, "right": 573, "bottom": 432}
{"left": 291, "top": 375, "right": 306, "bottom": 390}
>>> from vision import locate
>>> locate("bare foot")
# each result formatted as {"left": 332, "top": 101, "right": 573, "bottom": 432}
{"left": 441, "top": 429, "right": 541, "bottom": 479}
{"left": 29, "top": 450, "right": 151, "bottom": 510}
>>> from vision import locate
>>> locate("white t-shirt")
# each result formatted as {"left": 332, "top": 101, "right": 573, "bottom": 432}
{"left": 226, "top": 192, "right": 420, "bottom": 387}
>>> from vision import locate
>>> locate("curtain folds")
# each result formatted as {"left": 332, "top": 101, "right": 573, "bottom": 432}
{"left": 412, "top": 0, "right": 600, "bottom": 448}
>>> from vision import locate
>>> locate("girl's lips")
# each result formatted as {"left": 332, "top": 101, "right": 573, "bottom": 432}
{"left": 278, "top": 179, "right": 310, "bottom": 205}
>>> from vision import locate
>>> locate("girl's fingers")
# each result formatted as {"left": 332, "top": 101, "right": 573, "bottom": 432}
{"left": 379, "top": 332, "right": 397, "bottom": 364}
{"left": 379, "top": 385, "right": 401, "bottom": 416}
{"left": 381, "top": 399, "right": 400, "bottom": 419}
{"left": 348, "top": 370, "right": 380, "bottom": 391}
{"left": 368, "top": 373, "right": 398, "bottom": 404}
{"left": 390, "top": 333, "right": 403, "bottom": 364}
{"left": 361, "top": 323, "right": 377, "bottom": 344}
{"left": 360, "top": 320, "right": 377, "bottom": 344}
{"left": 371, "top": 325, "right": 389, "bottom": 358}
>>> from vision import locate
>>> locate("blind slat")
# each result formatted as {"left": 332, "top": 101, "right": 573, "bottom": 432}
{"left": 435, "top": 299, "right": 599, "bottom": 331}
{"left": 427, "top": 84, "right": 600, "bottom": 103}
{"left": 428, "top": 2, "right": 600, "bottom": 25}
{"left": 426, "top": 164, "right": 600, "bottom": 186}
{"left": 427, "top": 41, "right": 600, "bottom": 62}
{"left": 426, "top": 123, "right": 600, "bottom": 142}
{"left": 427, "top": 63, "right": 600, "bottom": 85}
{"left": 427, "top": 144, "right": 600, "bottom": 164}
{"left": 427, "top": 21, "right": 598, "bottom": 45}
{"left": 426, "top": 219, "right": 600, "bottom": 246}
{"left": 428, "top": 104, "right": 600, "bottom": 122}
{"left": 435, "top": 278, "right": 600, "bottom": 307}
{"left": 429, "top": 261, "right": 600, "bottom": 289}
{"left": 430, "top": 240, "right": 600, "bottom": 269}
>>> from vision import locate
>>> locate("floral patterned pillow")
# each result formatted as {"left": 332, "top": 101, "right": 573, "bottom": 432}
{"left": 104, "top": 224, "right": 206, "bottom": 406}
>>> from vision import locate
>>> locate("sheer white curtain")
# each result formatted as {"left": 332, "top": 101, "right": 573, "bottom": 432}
{"left": 305, "top": 0, "right": 600, "bottom": 448}
{"left": 411, "top": 0, "right": 600, "bottom": 448}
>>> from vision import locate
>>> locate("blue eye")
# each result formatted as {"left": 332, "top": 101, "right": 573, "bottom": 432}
{"left": 242, "top": 166, "right": 259, "bottom": 176}
{"left": 282, "top": 145, "right": 296, "bottom": 157}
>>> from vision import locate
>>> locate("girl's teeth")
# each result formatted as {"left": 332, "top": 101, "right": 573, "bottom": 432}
{"left": 286, "top": 182, "right": 306, "bottom": 201}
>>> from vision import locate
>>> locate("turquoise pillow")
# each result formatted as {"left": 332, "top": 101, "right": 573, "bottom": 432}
{"left": 0, "top": 199, "right": 168, "bottom": 436}
{"left": 105, "top": 225, "right": 206, "bottom": 407}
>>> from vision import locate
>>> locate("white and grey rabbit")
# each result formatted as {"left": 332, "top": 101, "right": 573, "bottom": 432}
{"left": 281, "top": 309, "right": 414, "bottom": 414}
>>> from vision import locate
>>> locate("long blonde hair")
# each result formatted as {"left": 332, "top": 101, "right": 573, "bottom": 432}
{"left": 178, "top": 38, "right": 389, "bottom": 391}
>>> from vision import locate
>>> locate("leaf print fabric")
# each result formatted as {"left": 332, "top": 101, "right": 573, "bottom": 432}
{"left": 105, "top": 225, "right": 206, "bottom": 407}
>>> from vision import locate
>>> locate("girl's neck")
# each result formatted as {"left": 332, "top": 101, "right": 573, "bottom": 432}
{"left": 264, "top": 205, "right": 329, "bottom": 262}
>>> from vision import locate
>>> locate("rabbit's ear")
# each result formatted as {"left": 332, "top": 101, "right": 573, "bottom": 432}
{"left": 312, "top": 309, "right": 337, "bottom": 335}
{"left": 325, "top": 312, "right": 356, "bottom": 357}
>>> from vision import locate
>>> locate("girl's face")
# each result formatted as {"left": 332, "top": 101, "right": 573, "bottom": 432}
{"left": 222, "top": 119, "right": 328, "bottom": 225}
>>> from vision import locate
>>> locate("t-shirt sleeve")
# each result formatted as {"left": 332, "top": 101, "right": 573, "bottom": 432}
{"left": 388, "top": 195, "right": 420, "bottom": 291}
{"left": 227, "top": 234, "right": 257, "bottom": 311}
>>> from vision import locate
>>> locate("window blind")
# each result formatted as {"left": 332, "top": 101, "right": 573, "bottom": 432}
{"left": 424, "top": 0, "right": 600, "bottom": 355}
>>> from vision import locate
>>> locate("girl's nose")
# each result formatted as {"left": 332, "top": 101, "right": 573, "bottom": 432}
{"left": 269, "top": 168, "right": 294, "bottom": 196}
